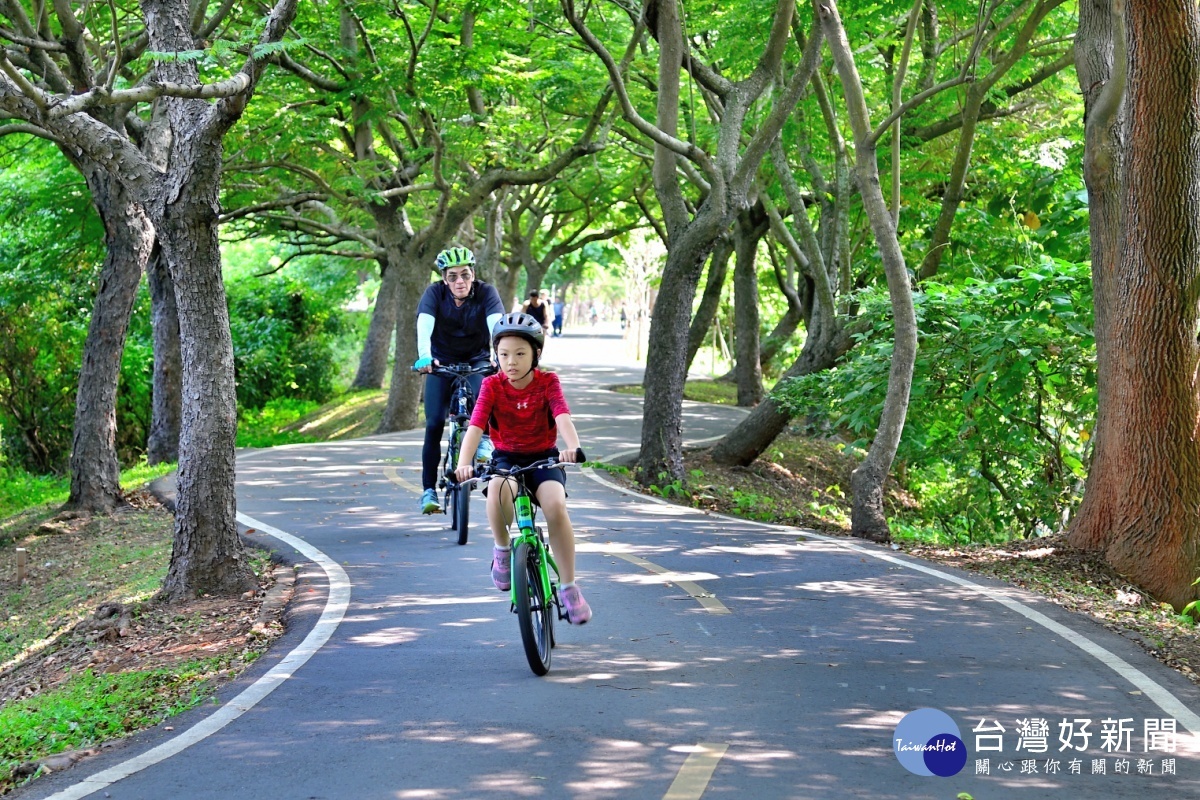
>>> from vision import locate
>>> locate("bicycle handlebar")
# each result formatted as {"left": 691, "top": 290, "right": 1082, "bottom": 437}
{"left": 474, "top": 449, "right": 587, "bottom": 479}
{"left": 412, "top": 362, "right": 497, "bottom": 378}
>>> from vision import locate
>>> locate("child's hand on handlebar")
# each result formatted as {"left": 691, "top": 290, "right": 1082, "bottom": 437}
{"left": 454, "top": 463, "right": 476, "bottom": 483}
{"left": 559, "top": 447, "right": 586, "bottom": 464}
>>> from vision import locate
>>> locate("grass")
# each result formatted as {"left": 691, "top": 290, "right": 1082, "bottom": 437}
{"left": 594, "top": 430, "right": 881, "bottom": 533}
{"left": 0, "top": 460, "right": 177, "bottom": 530}
{"left": 0, "top": 655, "right": 248, "bottom": 786}
{"left": 611, "top": 379, "right": 743, "bottom": 406}
{"left": 0, "top": 500, "right": 280, "bottom": 792}
{"left": 237, "top": 390, "right": 395, "bottom": 448}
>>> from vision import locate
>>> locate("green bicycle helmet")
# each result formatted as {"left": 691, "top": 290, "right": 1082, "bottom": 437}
{"left": 435, "top": 245, "right": 475, "bottom": 272}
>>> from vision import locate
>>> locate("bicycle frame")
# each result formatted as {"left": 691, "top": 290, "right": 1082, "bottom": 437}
{"left": 510, "top": 490, "right": 560, "bottom": 611}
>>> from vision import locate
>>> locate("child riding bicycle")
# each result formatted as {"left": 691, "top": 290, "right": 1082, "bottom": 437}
{"left": 454, "top": 313, "right": 592, "bottom": 624}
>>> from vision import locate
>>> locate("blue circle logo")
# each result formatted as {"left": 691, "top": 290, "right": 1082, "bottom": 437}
{"left": 893, "top": 708, "right": 967, "bottom": 777}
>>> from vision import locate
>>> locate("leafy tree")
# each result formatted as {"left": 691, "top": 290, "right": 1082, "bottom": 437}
{"left": 710, "top": 0, "right": 1080, "bottom": 533}
{"left": 222, "top": 0, "right": 611, "bottom": 433}
{"left": 2, "top": 0, "right": 303, "bottom": 598}
{"left": 566, "top": 0, "right": 824, "bottom": 485}
{"left": 226, "top": 272, "right": 350, "bottom": 411}
{"left": 0, "top": 142, "right": 104, "bottom": 472}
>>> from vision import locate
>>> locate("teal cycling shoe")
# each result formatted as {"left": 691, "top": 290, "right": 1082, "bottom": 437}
{"left": 420, "top": 488, "right": 440, "bottom": 514}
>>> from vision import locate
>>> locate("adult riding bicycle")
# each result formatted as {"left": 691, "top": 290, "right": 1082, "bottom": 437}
{"left": 413, "top": 362, "right": 495, "bottom": 544}
{"left": 475, "top": 450, "right": 585, "bottom": 676}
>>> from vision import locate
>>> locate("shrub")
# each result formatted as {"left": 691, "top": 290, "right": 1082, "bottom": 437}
{"left": 776, "top": 257, "right": 1095, "bottom": 541}
{"left": 226, "top": 274, "right": 349, "bottom": 410}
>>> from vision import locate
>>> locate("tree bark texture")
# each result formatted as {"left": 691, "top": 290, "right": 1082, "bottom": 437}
{"left": 381, "top": 251, "right": 429, "bottom": 438}
{"left": 66, "top": 168, "right": 155, "bottom": 512}
{"left": 1069, "top": 0, "right": 1200, "bottom": 609}
{"left": 146, "top": 246, "right": 182, "bottom": 464}
{"left": 145, "top": 0, "right": 299, "bottom": 601}
{"left": 685, "top": 237, "right": 734, "bottom": 373}
{"left": 639, "top": 221, "right": 722, "bottom": 482}
{"left": 732, "top": 203, "right": 767, "bottom": 406}
{"left": 155, "top": 120, "right": 254, "bottom": 600}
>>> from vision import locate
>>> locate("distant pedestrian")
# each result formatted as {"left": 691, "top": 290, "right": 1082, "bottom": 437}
{"left": 552, "top": 296, "right": 565, "bottom": 337}
{"left": 619, "top": 304, "right": 628, "bottom": 330}
{"left": 522, "top": 290, "right": 551, "bottom": 337}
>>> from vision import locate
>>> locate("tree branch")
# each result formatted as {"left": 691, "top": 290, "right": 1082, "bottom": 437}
{"left": 48, "top": 73, "right": 253, "bottom": 118}
{"left": 562, "top": 0, "right": 714, "bottom": 174}
{"left": 218, "top": 192, "right": 328, "bottom": 222}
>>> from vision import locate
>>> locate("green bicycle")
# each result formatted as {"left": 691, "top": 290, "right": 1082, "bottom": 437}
{"left": 477, "top": 453, "right": 584, "bottom": 676}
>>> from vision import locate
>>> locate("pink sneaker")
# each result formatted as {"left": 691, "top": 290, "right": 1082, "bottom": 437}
{"left": 492, "top": 547, "right": 511, "bottom": 591}
{"left": 559, "top": 584, "right": 592, "bottom": 625}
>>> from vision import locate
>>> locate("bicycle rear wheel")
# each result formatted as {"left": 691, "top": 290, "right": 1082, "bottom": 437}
{"left": 454, "top": 483, "right": 470, "bottom": 545}
{"left": 513, "top": 541, "right": 552, "bottom": 675}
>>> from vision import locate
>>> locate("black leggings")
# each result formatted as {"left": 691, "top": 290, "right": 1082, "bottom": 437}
{"left": 422, "top": 361, "right": 488, "bottom": 490}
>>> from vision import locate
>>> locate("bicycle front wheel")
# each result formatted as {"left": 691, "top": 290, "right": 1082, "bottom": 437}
{"left": 513, "top": 541, "right": 552, "bottom": 675}
{"left": 454, "top": 483, "right": 470, "bottom": 545}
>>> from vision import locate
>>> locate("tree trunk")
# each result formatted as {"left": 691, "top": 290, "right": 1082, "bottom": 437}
{"left": 144, "top": 0, "right": 279, "bottom": 601}
{"left": 155, "top": 151, "right": 255, "bottom": 600}
{"left": 1066, "top": 0, "right": 1126, "bottom": 551}
{"left": 146, "top": 245, "right": 182, "bottom": 464}
{"left": 638, "top": 221, "right": 721, "bottom": 483}
{"left": 496, "top": 263, "right": 522, "bottom": 313}
{"left": 524, "top": 261, "right": 550, "bottom": 298}
{"left": 732, "top": 203, "right": 767, "bottom": 406}
{"left": 711, "top": 305, "right": 847, "bottom": 464}
{"left": 66, "top": 168, "right": 155, "bottom": 512}
{"left": 377, "top": 244, "right": 426, "bottom": 432}
{"left": 685, "top": 237, "right": 733, "bottom": 373}
{"left": 351, "top": 256, "right": 399, "bottom": 389}
{"left": 820, "top": 0, "right": 919, "bottom": 543}
{"left": 1069, "top": 0, "right": 1200, "bottom": 609}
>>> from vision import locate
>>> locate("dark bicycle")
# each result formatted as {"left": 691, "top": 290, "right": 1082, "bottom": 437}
{"left": 415, "top": 362, "right": 494, "bottom": 544}
{"left": 475, "top": 452, "right": 584, "bottom": 675}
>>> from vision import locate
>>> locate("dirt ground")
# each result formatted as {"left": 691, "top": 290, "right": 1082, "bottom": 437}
{"left": 1, "top": 492, "right": 289, "bottom": 788}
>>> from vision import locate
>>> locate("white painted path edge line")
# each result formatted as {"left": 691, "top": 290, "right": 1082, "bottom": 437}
{"left": 44, "top": 514, "right": 351, "bottom": 800}
{"left": 582, "top": 444, "right": 1200, "bottom": 752}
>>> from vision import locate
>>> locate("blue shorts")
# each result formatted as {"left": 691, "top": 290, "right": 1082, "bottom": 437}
{"left": 484, "top": 448, "right": 566, "bottom": 504}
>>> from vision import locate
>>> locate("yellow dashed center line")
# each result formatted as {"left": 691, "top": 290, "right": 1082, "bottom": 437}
{"left": 663, "top": 743, "right": 729, "bottom": 799}
{"left": 608, "top": 552, "right": 731, "bottom": 615}
{"left": 383, "top": 465, "right": 423, "bottom": 495}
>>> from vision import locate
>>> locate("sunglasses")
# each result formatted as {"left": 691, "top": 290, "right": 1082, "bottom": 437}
{"left": 444, "top": 270, "right": 473, "bottom": 284}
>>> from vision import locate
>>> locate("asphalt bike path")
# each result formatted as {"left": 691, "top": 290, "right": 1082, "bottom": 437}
{"left": 22, "top": 330, "right": 1200, "bottom": 799}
